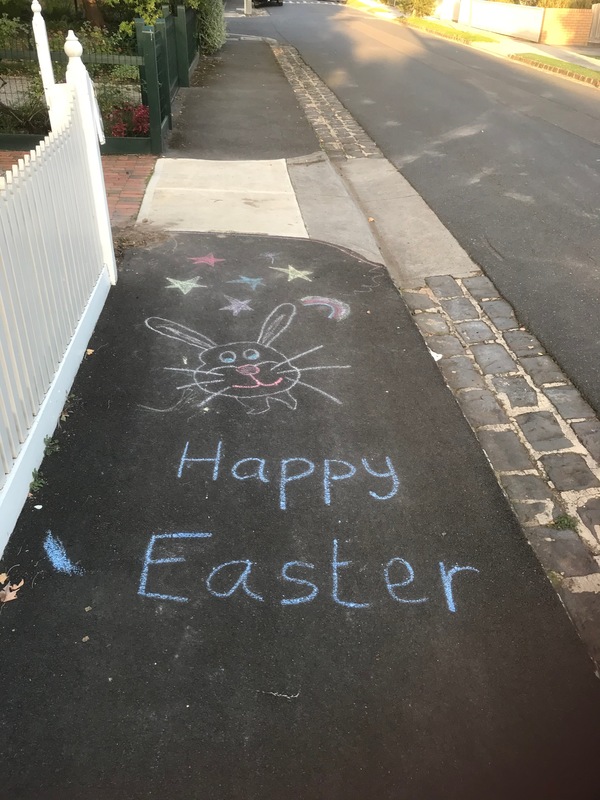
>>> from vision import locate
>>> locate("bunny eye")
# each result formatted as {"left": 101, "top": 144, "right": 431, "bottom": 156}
{"left": 243, "top": 349, "right": 260, "bottom": 361}
{"left": 219, "top": 351, "right": 237, "bottom": 364}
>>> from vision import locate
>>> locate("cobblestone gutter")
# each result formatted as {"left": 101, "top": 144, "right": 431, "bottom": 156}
{"left": 273, "top": 42, "right": 600, "bottom": 666}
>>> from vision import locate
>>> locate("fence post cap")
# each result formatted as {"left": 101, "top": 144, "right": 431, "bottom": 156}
{"left": 65, "top": 29, "right": 83, "bottom": 58}
{"left": 31, "top": 0, "right": 42, "bottom": 13}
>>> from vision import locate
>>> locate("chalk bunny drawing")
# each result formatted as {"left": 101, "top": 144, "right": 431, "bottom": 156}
{"left": 146, "top": 303, "right": 350, "bottom": 415}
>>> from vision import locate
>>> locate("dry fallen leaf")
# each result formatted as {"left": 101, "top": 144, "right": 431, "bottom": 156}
{"left": 0, "top": 573, "right": 7, "bottom": 584}
{"left": 0, "top": 578, "right": 24, "bottom": 603}
{"left": 86, "top": 349, "right": 94, "bottom": 356}
{"left": 368, "top": 217, "right": 375, "bottom": 223}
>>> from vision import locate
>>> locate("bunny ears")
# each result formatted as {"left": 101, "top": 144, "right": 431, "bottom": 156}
{"left": 146, "top": 303, "right": 297, "bottom": 351}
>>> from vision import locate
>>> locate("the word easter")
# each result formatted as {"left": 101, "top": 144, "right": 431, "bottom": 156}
{"left": 177, "top": 440, "right": 400, "bottom": 510}
{"left": 138, "top": 532, "right": 479, "bottom": 614}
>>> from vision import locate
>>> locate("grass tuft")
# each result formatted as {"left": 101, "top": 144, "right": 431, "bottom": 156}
{"left": 398, "top": 17, "right": 497, "bottom": 43}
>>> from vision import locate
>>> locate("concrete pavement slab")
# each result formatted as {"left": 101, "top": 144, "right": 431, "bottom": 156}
{"left": 338, "top": 158, "right": 479, "bottom": 288}
{"left": 138, "top": 158, "right": 308, "bottom": 236}
{"left": 3, "top": 232, "right": 600, "bottom": 799}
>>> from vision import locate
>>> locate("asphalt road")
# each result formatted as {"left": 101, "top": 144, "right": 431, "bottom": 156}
{"left": 229, "top": 3, "right": 600, "bottom": 412}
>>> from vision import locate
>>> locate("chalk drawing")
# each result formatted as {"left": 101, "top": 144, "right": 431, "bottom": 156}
{"left": 145, "top": 303, "right": 350, "bottom": 415}
{"left": 219, "top": 296, "right": 253, "bottom": 316}
{"left": 177, "top": 441, "right": 399, "bottom": 509}
{"left": 138, "top": 532, "right": 480, "bottom": 612}
{"left": 188, "top": 254, "right": 225, "bottom": 267}
{"left": 300, "top": 297, "right": 351, "bottom": 320}
{"left": 261, "top": 252, "right": 281, "bottom": 264}
{"left": 332, "top": 539, "right": 370, "bottom": 608}
{"left": 165, "top": 277, "right": 207, "bottom": 295}
{"left": 227, "top": 276, "right": 264, "bottom": 291}
{"left": 353, "top": 266, "right": 386, "bottom": 295}
{"left": 270, "top": 265, "right": 313, "bottom": 282}
{"left": 43, "top": 531, "right": 84, "bottom": 575}
{"left": 139, "top": 532, "right": 213, "bottom": 603}
{"left": 206, "top": 560, "right": 264, "bottom": 601}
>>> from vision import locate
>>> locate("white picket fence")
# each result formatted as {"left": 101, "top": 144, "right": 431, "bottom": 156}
{"left": 0, "top": 2, "right": 116, "bottom": 553}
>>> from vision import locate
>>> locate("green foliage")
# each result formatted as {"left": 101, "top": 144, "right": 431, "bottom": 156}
{"left": 29, "top": 468, "right": 46, "bottom": 494}
{"left": 189, "top": 0, "right": 226, "bottom": 54}
{"left": 396, "top": 0, "right": 436, "bottom": 16}
{"left": 399, "top": 16, "right": 497, "bottom": 40}
{"left": 43, "top": 436, "right": 60, "bottom": 456}
{"left": 0, "top": 12, "right": 30, "bottom": 46}
{"left": 513, "top": 52, "right": 600, "bottom": 80}
{"left": 549, "top": 514, "right": 580, "bottom": 531}
{"left": 0, "top": 74, "right": 49, "bottom": 134}
{"left": 102, "top": 0, "right": 163, "bottom": 27}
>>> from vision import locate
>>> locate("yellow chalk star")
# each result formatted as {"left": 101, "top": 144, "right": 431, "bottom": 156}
{"left": 165, "top": 277, "right": 207, "bottom": 295}
{"left": 270, "top": 265, "right": 313, "bottom": 282}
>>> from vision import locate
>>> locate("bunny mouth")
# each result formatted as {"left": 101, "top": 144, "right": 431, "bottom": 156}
{"left": 232, "top": 363, "right": 284, "bottom": 390}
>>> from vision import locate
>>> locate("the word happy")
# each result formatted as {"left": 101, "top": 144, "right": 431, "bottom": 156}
{"left": 177, "top": 440, "right": 400, "bottom": 510}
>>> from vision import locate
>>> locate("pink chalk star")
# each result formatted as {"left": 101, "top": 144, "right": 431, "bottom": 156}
{"left": 187, "top": 253, "right": 225, "bottom": 267}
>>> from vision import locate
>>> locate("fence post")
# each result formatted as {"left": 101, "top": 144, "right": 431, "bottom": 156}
{"left": 140, "top": 28, "right": 164, "bottom": 155}
{"left": 135, "top": 18, "right": 149, "bottom": 106}
{"left": 175, "top": 5, "right": 190, "bottom": 87}
{"left": 64, "top": 31, "right": 117, "bottom": 285}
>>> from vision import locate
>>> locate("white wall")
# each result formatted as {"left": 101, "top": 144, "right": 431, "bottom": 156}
{"left": 458, "top": 0, "right": 544, "bottom": 41}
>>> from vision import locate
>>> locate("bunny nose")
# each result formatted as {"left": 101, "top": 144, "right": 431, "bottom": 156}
{"left": 236, "top": 364, "right": 260, "bottom": 376}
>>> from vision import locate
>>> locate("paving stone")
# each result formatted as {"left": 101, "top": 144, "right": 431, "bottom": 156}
{"left": 499, "top": 473, "right": 554, "bottom": 501}
{"left": 455, "top": 320, "right": 495, "bottom": 344}
{"left": 477, "top": 429, "right": 532, "bottom": 471}
{"left": 414, "top": 313, "right": 450, "bottom": 336}
{"left": 543, "top": 387, "right": 595, "bottom": 421}
{"left": 426, "top": 335, "right": 465, "bottom": 358}
{"left": 527, "top": 526, "right": 599, "bottom": 578}
{"left": 480, "top": 299, "right": 518, "bottom": 330}
{"left": 456, "top": 388, "right": 508, "bottom": 427}
{"left": 503, "top": 330, "right": 545, "bottom": 358}
{"left": 559, "top": 591, "right": 600, "bottom": 665}
{"left": 440, "top": 356, "right": 485, "bottom": 391}
{"left": 540, "top": 453, "right": 600, "bottom": 491}
{"left": 515, "top": 411, "right": 572, "bottom": 453}
{"left": 577, "top": 496, "right": 600, "bottom": 542}
{"left": 521, "top": 356, "right": 566, "bottom": 386}
{"left": 571, "top": 420, "right": 600, "bottom": 463}
{"left": 512, "top": 500, "right": 562, "bottom": 526}
{"left": 440, "top": 297, "right": 478, "bottom": 322}
{"left": 462, "top": 275, "right": 498, "bottom": 300}
{"left": 402, "top": 291, "right": 438, "bottom": 313}
{"left": 517, "top": 411, "right": 572, "bottom": 452}
{"left": 426, "top": 276, "right": 462, "bottom": 299}
{"left": 471, "top": 344, "right": 517, "bottom": 375}
{"left": 491, "top": 376, "right": 537, "bottom": 409}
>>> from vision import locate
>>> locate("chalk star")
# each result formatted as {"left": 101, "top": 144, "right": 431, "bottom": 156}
{"left": 270, "top": 265, "right": 313, "bottom": 282}
{"left": 187, "top": 253, "right": 225, "bottom": 268}
{"left": 227, "top": 275, "right": 265, "bottom": 291}
{"left": 220, "top": 296, "right": 253, "bottom": 316}
{"left": 165, "top": 277, "right": 207, "bottom": 295}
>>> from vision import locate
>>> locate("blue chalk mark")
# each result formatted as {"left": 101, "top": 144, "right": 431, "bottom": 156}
{"left": 280, "top": 561, "right": 318, "bottom": 605}
{"left": 206, "top": 560, "right": 263, "bottom": 602}
{"left": 43, "top": 531, "right": 84, "bottom": 576}
{"left": 178, "top": 440, "right": 222, "bottom": 480}
{"left": 384, "top": 558, "right": 428, "bottom": 604}
{"left": 232, "top": 458, "right": 269, "bottom": 483}
{"left": 279, "top": 458, "right": 315, "bottom": 511}
{"left": 227, "top": 276, "right": 264, "bottom": 291}
{"left": 332, "top": 539, "right": 369, "bottom": 609}
{"left": 138, "top": 532, "right": 212, "bottom": 603}
{"left": 439, "top": 562, "right": 479, "bottom": 613}
{"left": 361, "top": 456, "right": 399, "bottom": 501}
{"left": 323, "top": 459, "right": 356, "bottom": 506}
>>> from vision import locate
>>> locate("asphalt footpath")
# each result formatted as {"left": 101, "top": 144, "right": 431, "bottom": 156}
{"left": 2, "top": 37, "right": 600, "bottom": 800}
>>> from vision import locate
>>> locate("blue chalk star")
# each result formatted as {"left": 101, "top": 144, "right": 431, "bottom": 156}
{"left": 227, "top": 275, "right": 265, "bottom": 291}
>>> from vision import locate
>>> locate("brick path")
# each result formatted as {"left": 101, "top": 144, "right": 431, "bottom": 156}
{"left": 0, "top": 151, "right": 156, "bottom": 228}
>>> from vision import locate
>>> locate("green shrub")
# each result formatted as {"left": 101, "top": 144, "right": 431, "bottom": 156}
{"left": 397, "top": 0, "right": 436, "bottom": 16}
{"left": 190, "top": 0, "right": 226, "bottom": 54}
